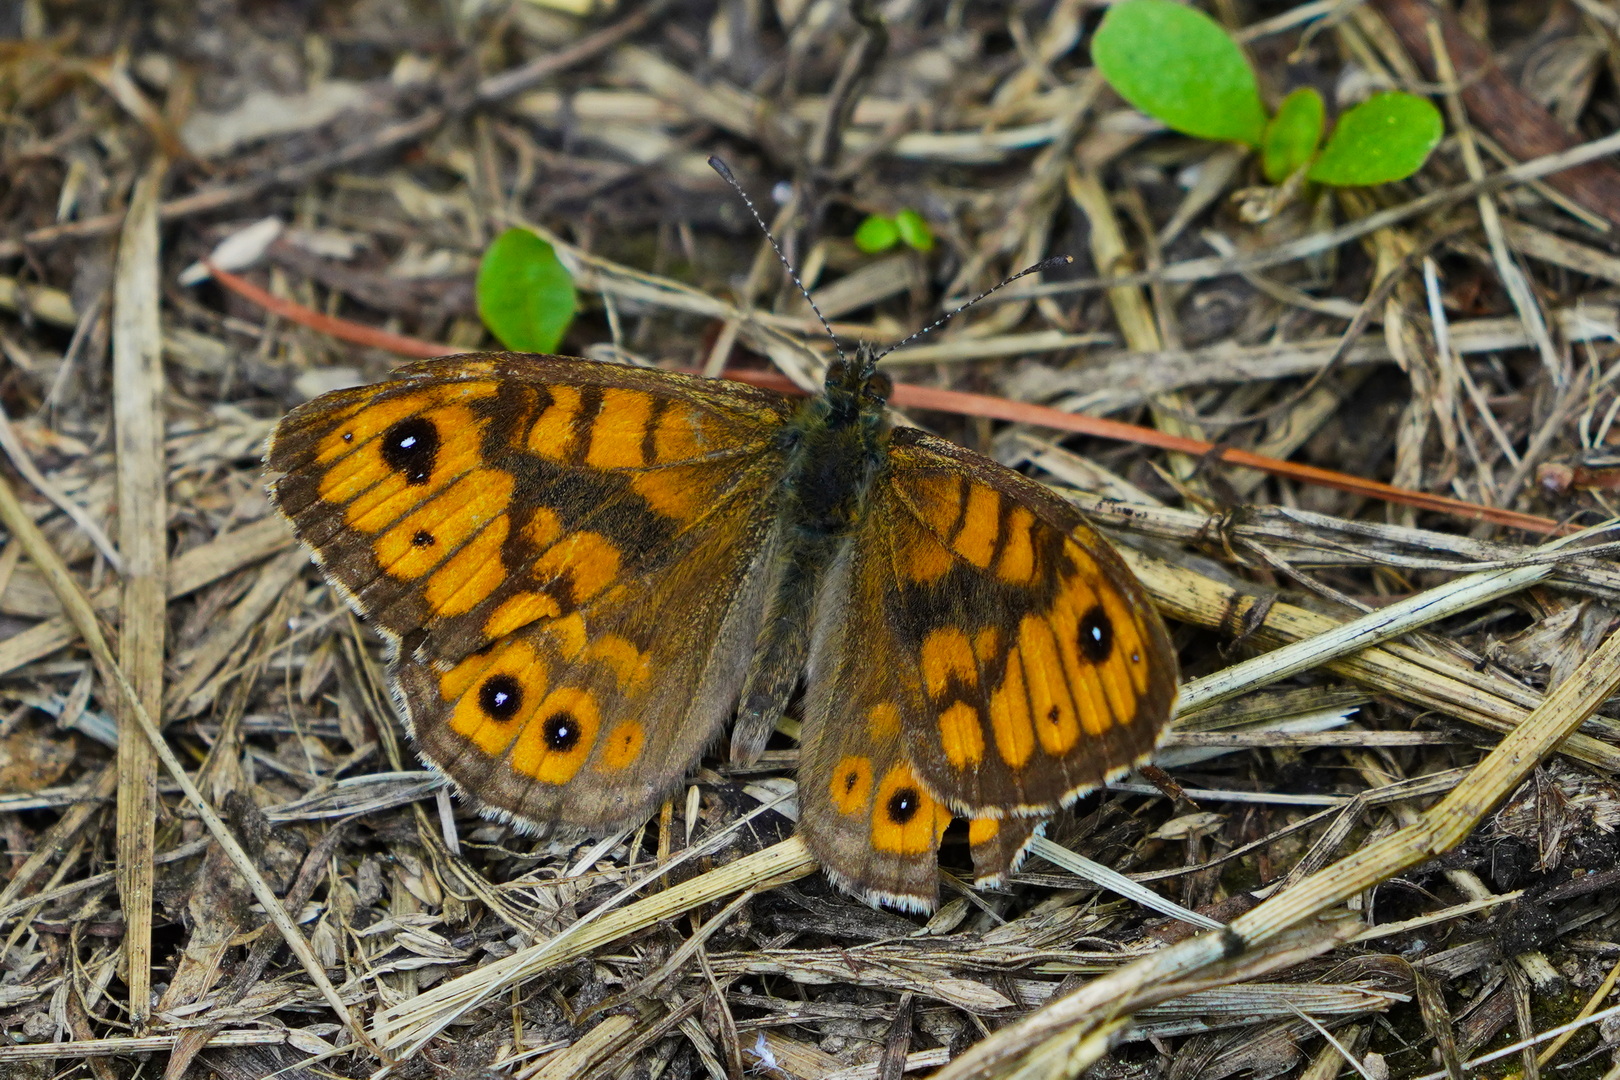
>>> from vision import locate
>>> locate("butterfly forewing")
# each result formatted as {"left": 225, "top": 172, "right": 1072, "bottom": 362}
{"left": 270, "top": 354, "right": 793, "bottom": 654}
{"left": 269, "top": 352, "right": 797, "bottom": 828}
{"left": 881, "top": 429, "right": 1178, "bottom": 814}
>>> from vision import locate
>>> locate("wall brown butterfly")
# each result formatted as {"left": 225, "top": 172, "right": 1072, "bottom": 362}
{"left": 267, "top": 340, "right": 1178, "bottom": 911}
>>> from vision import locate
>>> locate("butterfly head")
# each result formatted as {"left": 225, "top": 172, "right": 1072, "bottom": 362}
{"left": 822, "top": 344, "right": 893, "bottom": 425}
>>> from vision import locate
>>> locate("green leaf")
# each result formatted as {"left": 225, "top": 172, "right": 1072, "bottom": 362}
{"left": 894, "top": 208, "right": 935, "bottom": 252}
{"left": 1307, "top": 92, "right": 1443, "bottom": 186}
{"left": 476, "top": 227, "right": 577, "bottom": 354}
{"left": 854, "top": 214, "right": 900, "bottom": 254}
{"left": 1092, "top": 0, "right": 1267, "bottom": 147}
{"left": 1262, "top": 87, "right": 1325, "bottom": 183}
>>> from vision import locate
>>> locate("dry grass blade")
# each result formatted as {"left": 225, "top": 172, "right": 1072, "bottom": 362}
{"left": 1127, "top": 548, "right": 1620, "bottom": 772}
{"left": 1175, "top": 559, "right": 1555, "bottom": 715}
{"left": 110, "top": 158, "right": 167, "bottom": 1030}
{"left": 0, "top": 473, "right": 375, "bottom": 1055}
{"left": 370, "top": 835, "right": 816, "bottom": 1057}
{"left": 0, "top": 517, "right": 293, "bottom": 679}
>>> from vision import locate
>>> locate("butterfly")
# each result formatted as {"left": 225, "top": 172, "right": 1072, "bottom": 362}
{"left": 267, "top": 347, "right": 1179, "bottom": 911}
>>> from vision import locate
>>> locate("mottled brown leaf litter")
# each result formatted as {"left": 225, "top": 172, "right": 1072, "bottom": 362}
{"left": 6, "top": 1, "right": 1620, "bottom": 1077}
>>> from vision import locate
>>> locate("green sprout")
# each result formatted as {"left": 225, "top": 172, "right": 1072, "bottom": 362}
{"left": 1092, "top": 0, "right": 1443, "bottom": 186}
{"left": 476, "top": 227, "right": 577, "bottom": 354}
{"left": 854, "top": 209, "right": 936, "bottom": 254}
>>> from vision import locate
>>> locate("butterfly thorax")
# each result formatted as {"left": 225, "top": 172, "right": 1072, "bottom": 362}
{"left": 779, "top": 348, "right": 893, "bottom": 537}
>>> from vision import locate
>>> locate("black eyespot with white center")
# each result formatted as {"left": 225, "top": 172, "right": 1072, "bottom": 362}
{"left": 478, "top": 675, "right": 522, "bottom": 721}
{"left": 887, "top": 787, "right": 920, "bottom": 825}
{"left": 381, "top": 417, "right": 439, "bottom": 485}
{"left": 1078, "top": 604, "right": 1113, "bottom": 663}
{"left": 412, "top": 530, "right": 435, "bottom": 547}
{"left": 543, "top": 712, "right": 581, "bottom": 751}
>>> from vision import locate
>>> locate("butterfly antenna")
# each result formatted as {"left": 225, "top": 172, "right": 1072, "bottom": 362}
{"left": 709, "top": 156, "right": 848, "bottom": 365}
{"left": 872, "top": 255, "right": 1074, "bottom": 362}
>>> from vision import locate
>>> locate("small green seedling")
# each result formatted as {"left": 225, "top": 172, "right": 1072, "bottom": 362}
{"left": 1092, "top": 0, "right": 1443, "bottom": 186}
{"left": 854, "top": 208, "right": 936, "bottom": 254}
{"left": 476, "top": 227, "right": 577, "bottom": 353}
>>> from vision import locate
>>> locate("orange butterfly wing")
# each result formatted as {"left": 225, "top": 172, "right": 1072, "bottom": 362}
{"left": 269, "top": 353, "right": 797, "bottom": 827}
{"left": 798, "top": 428, "right": 1177, "bottom": 907}
{"left": 881, "top": 430, "right": 1178, "bottom": 813}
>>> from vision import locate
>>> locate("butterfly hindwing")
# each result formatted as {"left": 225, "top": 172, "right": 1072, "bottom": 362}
{"left": 968, "top": 814, "right": 1043, "bottom": 886}
{"left": 797, "top": 546, "right": 954, "bottom": 910}
{"left": 269, "top": 353, "right": 796, "bottom": 827}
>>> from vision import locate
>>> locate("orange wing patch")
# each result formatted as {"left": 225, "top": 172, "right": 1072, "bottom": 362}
{"left": 937, "top": 702, "right": 985, "bottom": 768}
{"left": 895, "top": 474, "right": 961, "bottom": 584}
{"left": 585, "top": 388, "right": 656, "bottom": 468}
{"left": 954, "top": 483, "right": 1000, "bottom": 568}
{"left": 599, "top": 720, "right": 646, "bottom": 771}
{"left": 518, "top": 383, "right": 772, "bottom": 472}
{"left": 325, "top": 402, "right": 490, "bottom": 524}
{"left": 973, "top": 628, "right": 999, "bottom": 663}
{"left": 483, "top": 591, "right": 564, "bottom": 640}
{"left": 996, "top": 507, "right": 1037, "bottom": 584}
{"left": 869, "top": 764, "right": 951, "bottom": 856}
{"left": 969, "top": 814, "right": 1043, "bottom": 885}
{"left": 1013, "top": 619, "right": 1078, "bottom": 753}
{"left": 425, "top": 514, "right": 511, "bottom": 618}
{"left": 967, "top": 817, "right": 1001, "bottom": 848}
{"left": 901, "top": 532, "right": 954, "bottom": 584}
{"left": 628, "top": 464, "right": 720, "bottom": 521}
{"left": 441, "top": 639, "right": 547, "bottom": 758}
{"left": 522, "top": 506, "right": 564, "bottom": 550}
{"left": 889, "top": 469, "right": 1044, "bottom": 585}
{"left": 545, "top": 612, "right": 589, "bottom": 659}
{"left": 830, "top": 756, "right": 875, "bottom": 816}
{"left": 510, "top": 686, "right": 601, "bottom": 784}
{"left": 587, "top": 634, "right": 651, "bottom": 690}
{"left": 314, "top": 384, "right": 490, "bottom": 467}
{"left": 919, "top": 627, "right": 977, "bottom": 699}
{"left": 373, "top": 469, "right": 515, "bottom": 581}
{"left": 650, "top": 400, "right": 730, "bottom": 462}
{"left": 526, "top": 385, "right": 584, "bottom": 461}
{"left": 533, "top": 531, "right": 622, "bottom": 605}
{"left": 866, "top": 703, "right": 901, "bottom": 741}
